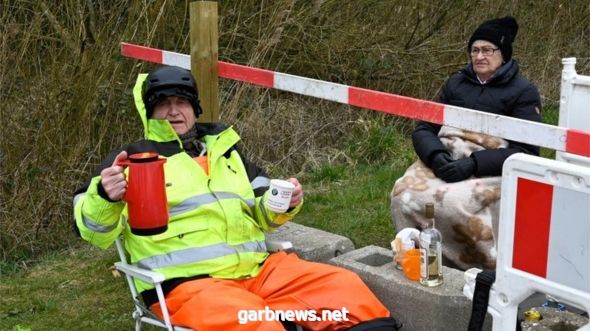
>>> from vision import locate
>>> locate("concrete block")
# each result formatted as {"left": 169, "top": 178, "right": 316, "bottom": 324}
{"left": 265, "top": 222, "right": 355, "bottom": 262}
{"left": 521, "top": 307, "right": 589, "bottom": 330}
{"left": 329, "top": 245, "right": 492, "bottom": 331}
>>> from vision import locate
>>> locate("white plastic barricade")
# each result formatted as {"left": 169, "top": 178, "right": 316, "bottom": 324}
{"left": 557, "top": 58, "right": 590, "bottom": 166}
{"left": 465, "top": 153, "right": 590, "bottom": 330}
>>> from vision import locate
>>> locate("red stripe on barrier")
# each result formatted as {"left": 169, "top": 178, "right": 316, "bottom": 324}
{"left": 348, "top": 87, "right": 444, "bottom": 123}
{"left": 121, "top": 43, "right": 163, "bottom": 64}
{"left": 513, "top": 178, "right": 553, "bottom": 278}
{"left": 218, "top": 62, "right": 274, "bottom": 88}
{"left": 565, "top": 129, "right": 590, "bottom": 157}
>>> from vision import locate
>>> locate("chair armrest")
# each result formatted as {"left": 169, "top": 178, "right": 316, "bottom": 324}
{"left": 266, "top": 240, "right": 293, "bottom": 252}
{"left": 114, "top": 262, "right": 166, "bottom": 284}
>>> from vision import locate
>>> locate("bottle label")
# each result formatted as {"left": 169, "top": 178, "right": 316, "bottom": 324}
{"left": 420, "top": 248, "right": 427, "bottom": 278}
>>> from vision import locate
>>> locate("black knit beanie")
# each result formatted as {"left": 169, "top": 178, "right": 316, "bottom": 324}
{"left": 467, "top": 16, "right": 519, "bottom": 62}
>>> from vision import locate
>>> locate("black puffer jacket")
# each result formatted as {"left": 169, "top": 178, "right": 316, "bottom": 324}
{"left": 412, "top": 60, "right": 542, "bottom": 177}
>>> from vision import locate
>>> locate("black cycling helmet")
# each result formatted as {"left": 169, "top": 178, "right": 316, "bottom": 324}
{"left": 142, "top": 65, "right": 203, "bottom": 118}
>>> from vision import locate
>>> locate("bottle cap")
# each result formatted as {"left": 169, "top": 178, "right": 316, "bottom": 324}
{"left": 523, "top": 309, "right": 542, "bottom": 321}
{"left": 542, "top": 300, "right": 566, "bottom": 311}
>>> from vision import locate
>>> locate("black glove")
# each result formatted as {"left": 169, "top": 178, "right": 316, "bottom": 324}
{"left": 430, "top": 152, "right": 454, "bottom": 177}
{"left": 437, "top": 157, "right": 476, "bottom": 183}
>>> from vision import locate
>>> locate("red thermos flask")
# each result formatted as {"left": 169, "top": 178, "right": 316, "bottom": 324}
{"left": 118, "top": 152, "right": 169, "bottom": 235}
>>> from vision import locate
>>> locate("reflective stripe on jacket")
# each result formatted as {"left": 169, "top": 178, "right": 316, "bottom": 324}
{"left": 74, "top": 74, "right": 301, "bottom": 293}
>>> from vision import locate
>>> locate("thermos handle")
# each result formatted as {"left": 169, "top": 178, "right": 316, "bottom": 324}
{"left": 114, "top": 160, "right": 130, "bottom": 201}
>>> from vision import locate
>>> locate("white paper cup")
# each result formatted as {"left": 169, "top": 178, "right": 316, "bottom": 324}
{"left": 267, "top": 179, "right": 295, "bottom": 213}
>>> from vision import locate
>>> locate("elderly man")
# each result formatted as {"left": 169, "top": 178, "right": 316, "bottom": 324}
{"left": 74, "top": 65, "right": 400, "bottom": 330}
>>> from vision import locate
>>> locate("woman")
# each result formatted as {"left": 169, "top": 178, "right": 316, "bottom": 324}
{"left": 391, "top": 16, "right": 542, "bottom": 270}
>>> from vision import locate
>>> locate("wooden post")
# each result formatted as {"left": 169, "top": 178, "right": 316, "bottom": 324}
{"left": 190, "top": 1, "right": 219, "bottom": 122}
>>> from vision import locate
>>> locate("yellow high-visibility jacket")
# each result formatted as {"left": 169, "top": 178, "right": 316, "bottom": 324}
{"left": 73, "top": 74, "right": 301, "bottom": 300}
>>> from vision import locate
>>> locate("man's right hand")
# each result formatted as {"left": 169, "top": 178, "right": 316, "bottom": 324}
{"left": 99, "top": 151, "right": 128, "bottom": 201}
{"left": 430, "top": 152, "right": 454, "bottom": 178}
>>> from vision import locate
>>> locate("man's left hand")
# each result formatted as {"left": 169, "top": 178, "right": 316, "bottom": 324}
{"left": 286, "top": 178, "right": 303, "bottom": 208}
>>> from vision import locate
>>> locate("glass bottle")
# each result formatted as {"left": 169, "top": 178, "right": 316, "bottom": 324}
{"left": 419, "top": 203, "right": 443, "bottom": 287}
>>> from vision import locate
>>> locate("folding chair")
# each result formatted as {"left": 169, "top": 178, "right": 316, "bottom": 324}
{"left": 114, "top": 236, "right": 298, "bottom": 331}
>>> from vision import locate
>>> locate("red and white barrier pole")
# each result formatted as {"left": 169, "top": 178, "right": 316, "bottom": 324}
{"left": 121, "top": 42, "right": 590, "bottom": 158}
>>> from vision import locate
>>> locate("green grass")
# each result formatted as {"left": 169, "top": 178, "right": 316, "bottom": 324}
{"left": 297, "top": 162, "right": 408, "bottom": 249}
{"left": 1, "top": 244, "right": 172, "bottom": 330}
{"left": 1, "top": 245, "right": 133, "bottom": 330}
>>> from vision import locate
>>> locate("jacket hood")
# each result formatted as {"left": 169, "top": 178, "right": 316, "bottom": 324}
{"left": 132, "top": 74, "right": 240, "bottom": 155}
{"left": 133, "top": 74, "right": 181, "bottom": 143}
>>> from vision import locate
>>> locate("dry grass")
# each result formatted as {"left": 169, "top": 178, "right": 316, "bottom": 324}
{"left": 1, "top": 0, "right": 589, "bottom": 266}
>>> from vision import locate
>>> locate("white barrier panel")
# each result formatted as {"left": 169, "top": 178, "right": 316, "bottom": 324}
{"left": 469, "top": 153, "right": 590, "bottom": 330}
{"left": 557, "top": 58, "right": 590, "bottom": 166}
{"left": 120, "top": 42, "right": 590, "bottom": 158}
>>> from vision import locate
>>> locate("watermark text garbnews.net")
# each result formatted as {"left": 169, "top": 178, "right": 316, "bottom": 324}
{"left": 238, "top": 306, "right": 350, "bottom": 324}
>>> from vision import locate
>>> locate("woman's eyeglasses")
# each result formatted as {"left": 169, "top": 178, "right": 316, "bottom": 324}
{"left": 470, "top": 47, "right": 499, "bottom": 57}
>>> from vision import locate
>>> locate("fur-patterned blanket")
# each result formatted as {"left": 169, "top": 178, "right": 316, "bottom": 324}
{"left": 390, "top": 126, "right": 508, "bottom": 270}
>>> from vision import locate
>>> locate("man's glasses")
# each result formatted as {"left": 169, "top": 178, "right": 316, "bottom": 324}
{"left": 470, "top": 47, "right": 499, "bottom": 57}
